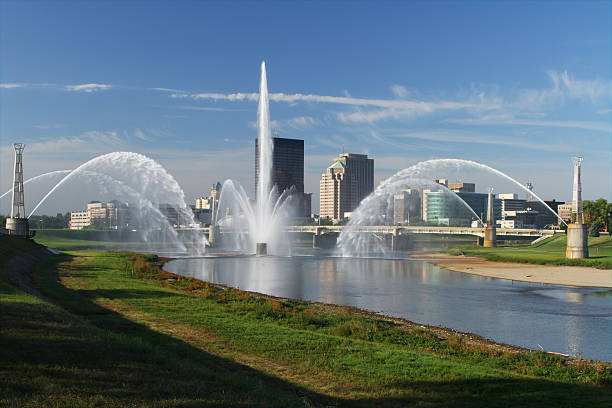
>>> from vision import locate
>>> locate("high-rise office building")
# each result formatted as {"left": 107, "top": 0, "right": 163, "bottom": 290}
{"left": 335, "top": 153, "right": 374, "bottom": 208}
{"left": 393, "top": 189, "right": 421, "bottom": 225}
{"left": 319, "top": 153, "right": 374, "bottom": 222}
{"left": 319, "top": 161, "right": 355, "bottom": 221}
{"left": 255, "top": 136, "right": 304, "bottom": 198}
{"left": 255, "top": 136, "right": 311, "bottom": 217}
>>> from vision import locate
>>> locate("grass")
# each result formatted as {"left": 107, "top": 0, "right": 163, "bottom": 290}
{"left": 448, "top": 234, "right": 612, "bottom": 269}
{"left": 2, "top": 241, "right": 611, "bottom": 407}
{"left": 34, "top": 229, "right": 156, "bottom": 251}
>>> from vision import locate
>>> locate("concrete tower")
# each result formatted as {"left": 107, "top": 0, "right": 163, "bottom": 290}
{"left": 571, "top": 157, "right": 583, "bottom": 224}
{"left": 483, "top": 187, "right": 497, "bottom": 247}
{"left": 5, "top": 143, "right": 31, "bottom": 237}
{"left": 566, "top": 157, "right": 588, "bottom": 258}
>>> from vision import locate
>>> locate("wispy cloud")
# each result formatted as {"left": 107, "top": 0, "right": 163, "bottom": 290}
{"left": 390, "top": 84, "right": 408, "bottom": 98}
{"left": 176, "top": 105, "right": 238, "bottom": 112}
{"left": 133, "top": 128, "right": 153, "bottom": 142}
{"left": 65, "top": 83, "right": 112, "bottom": 92}
{"left": 286, "top": 116, "right": 320, "bottom": 129}
{"left": 552, "top": 70, "right": 611, "bottom": 102}
{"left": 0, "top": 130, "right": 122, "bottom": 156}
{"left": 513, "top": 70, "right": 611, "bottom": 111}
{"left": 149, "top": 87, "right": 186, "bottom": 93}
{"left": 390, "top": 129, "right": 578, "bottom": 152}
{"left": 0, "top": 83, "right": 29, "bottom": 89}
{"left": 34, "top": 124, "right": 66, "bottom": 130}
{"left": 597, "top": 108, "right": 612, "bottom": 115}
{"left": 446, "top": 117, "right": 611, "bottom": 132}
{"left": 173, "top": 90, "right": 498, "bottom": 111}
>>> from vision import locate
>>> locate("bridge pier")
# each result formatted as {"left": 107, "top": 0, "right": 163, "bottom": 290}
{"left": 566, "top": 224, "right": 588, "bottom": 259}
{"left": 313, "top": 232, "right": 337, "bottom": 249}
{"left": 207, "top": 225, "right": 219, "bottom": 247}
{"left": 390, "top": 230, "right": 411, "bottom": 251}
{"left": 312, "top": 227, "right": 338, "bottom": 249}
{"left": 483, "top": 226, "right": 497, "bottom": 247}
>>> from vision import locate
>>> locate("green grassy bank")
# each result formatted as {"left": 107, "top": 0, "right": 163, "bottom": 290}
{"left": 1, "top": 239, "right": 611, "bottom": 406}
{"left": 449, "top": 234, "right": 612, "bottom": 269}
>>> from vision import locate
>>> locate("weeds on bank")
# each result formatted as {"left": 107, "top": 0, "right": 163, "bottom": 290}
{"left": 124, "top": 252, "right": 612, "bottom": 387}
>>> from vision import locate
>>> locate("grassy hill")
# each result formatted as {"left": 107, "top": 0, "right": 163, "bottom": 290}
{"left": 449, "top": 234, "right": 612, "bottom": 269}
{"left": 1, "top": 238, "right": 611, "bottom": 406}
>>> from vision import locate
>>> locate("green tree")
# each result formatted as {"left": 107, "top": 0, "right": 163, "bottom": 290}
{"left": 583, "top": 199, "right": 611, "bottom": 232}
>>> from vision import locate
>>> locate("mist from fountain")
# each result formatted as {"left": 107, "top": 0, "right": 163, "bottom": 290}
{"left": 0, "top": 169, "right": 72, "bottom": 200}
{"left": 337, "top": 177, "right": 483, "bottom": 257}
{"left": 338, "top": 158, "right": 566, "bottom": 257}
{"left": 398, "top": 159, "right": 567, "bottom": 226}
{"left": 27, "top": 152, "right": 208, "bottom": 254}
{"left": 212, "top": 61, "right": 295, "bottom": 255}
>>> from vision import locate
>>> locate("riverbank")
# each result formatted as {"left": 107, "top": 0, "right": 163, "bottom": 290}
{"left": 436, "top": 259, "right": 612, "bottom": 288}
{"left": 3, "top": 244, "right": 611, "bottom": 406}
{"left": 446, "top": 234, "right": 612, "bottom": 269}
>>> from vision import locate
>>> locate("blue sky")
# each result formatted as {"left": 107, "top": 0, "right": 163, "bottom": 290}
{"left": 1, "top": 1, "right": 610, "bottom": 215}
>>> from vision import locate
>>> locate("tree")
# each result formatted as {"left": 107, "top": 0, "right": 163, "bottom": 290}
{"left": 582, "top": 199, "right": 611, "bottom": 233}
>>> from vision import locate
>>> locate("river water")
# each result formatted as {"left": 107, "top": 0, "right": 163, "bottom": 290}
{"left": 164, "top": 251, "right": 612, "bottom": 361}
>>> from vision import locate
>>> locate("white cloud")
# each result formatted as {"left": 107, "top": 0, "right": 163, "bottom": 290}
{"left": 149, "top": 87, "right": 186, "bottom": 93}
{"left": 0, "top": 83, "right": 28, "bottom": 89}
{"left": 390, "top": 84, "right": 408, "bottom": 98}
{"left": 133, "top": 128, "right": 153, "bottom": 142}
{"left": 34, "top": 124, "right": 65, "bottom": 129}
{"left": 176, "top": 105, "right": 237, "bottom": 112}
{"left": 0, "top": 131, "right": 122, "bottom": 157}
{"left": 65, "top": 83, "right": 112, "bottom": 93}
{"left": 446, "top": 117, "right": 611, "bottom": 132}
{"left": 513, "top": 71, "right": 611, "bottom": 111}
{"left": 391, "top": 129, "right": 579, "bottom": 152}
{"left": 596, "top": 108, "right": 612, "bottom": 115}
{"left": 554, "top": 70, "right": 611, "bottom": 102}
{"left": 286, "top": 116, "right": 320, "bottom": 129}
{"left": 174, "top": 90, "right": 498, "bottom": 111}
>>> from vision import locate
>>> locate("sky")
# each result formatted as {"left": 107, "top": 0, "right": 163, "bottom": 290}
{"left": 0, "top": 1, "right": 610, "bottom": 216}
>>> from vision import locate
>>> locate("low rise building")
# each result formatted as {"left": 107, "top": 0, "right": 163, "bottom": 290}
{"left": 423, "top": 191, "right": 501, "bottom": 226}
{"left": 557, "top": 202, "right": 573, "bottom": 224}
{"left": 69, "top": 211, "right": 91, "bottom": 230}
{"left": 448, "top": 182, "right": 475, "bottom": 193}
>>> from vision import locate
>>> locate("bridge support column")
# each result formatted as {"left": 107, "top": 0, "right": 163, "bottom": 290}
{"left": 483, "top": 226, "right": 496, "bottom": 247}
{"left": 390, "top": 230, "right": 411, "bottom": 251}
{"left": 313, "top": 231, "right": 338, "bottom": 249}
{"left": 566, "top": 224, "right": 588, "bottom": 259}
{"left": 208, "top": 225, "right": 219, "bottom": 247}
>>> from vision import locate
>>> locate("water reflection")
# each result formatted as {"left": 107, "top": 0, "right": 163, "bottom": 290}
{"left": 165, "top": 254, "right": 612, "bottom": 362}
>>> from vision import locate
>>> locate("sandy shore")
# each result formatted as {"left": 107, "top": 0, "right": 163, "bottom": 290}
{"left": 419, "top": 253, "right": 612, "bottom": 287}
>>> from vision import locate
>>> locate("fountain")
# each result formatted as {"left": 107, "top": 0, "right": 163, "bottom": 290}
{"left": 212, "top": 61, "right": 296, "bottom": 255}
{"left": 0, "top": 169, "right": 72, "bottom": 201}
{"left": 338, "top": 159, "right": 567, "bottom": 257}
{"left": 337, "top": 177, "right": 484, "bottom": 257}
{"left": 26, "top": 152, "right": 208, "bottom": 254}
{"left": 395, "top": 158, "right": 567, "bottom": 226}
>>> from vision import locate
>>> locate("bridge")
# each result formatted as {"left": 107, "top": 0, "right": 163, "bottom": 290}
{"left": 199, "top": 225, "right": 560, "bottom": 249}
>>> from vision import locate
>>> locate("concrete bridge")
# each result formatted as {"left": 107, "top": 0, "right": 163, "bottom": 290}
{"left": 199, "top": 225, "right": 559, "bottom": 250}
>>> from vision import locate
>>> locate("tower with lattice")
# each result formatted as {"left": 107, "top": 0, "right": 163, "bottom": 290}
{"left": 5, "top": 143, "right": 32, "bottom": 238}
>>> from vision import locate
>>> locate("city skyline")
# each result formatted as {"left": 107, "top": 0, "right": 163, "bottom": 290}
{"left": 1, "top": 2, "right": 610, "bottom": 215}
